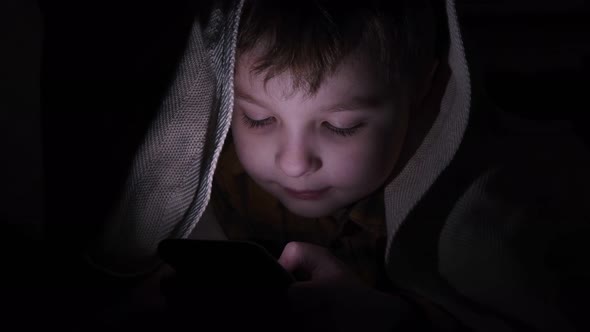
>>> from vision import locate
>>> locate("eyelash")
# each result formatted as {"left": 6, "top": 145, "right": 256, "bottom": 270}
{"left": 241, "top": 114, "right": 275, "bottom": 128}
{"left": 323, "top": 122, "right": 364, "bottom": 137}
{"left": 240, "top": 114, "right": 364, "bottom": 137}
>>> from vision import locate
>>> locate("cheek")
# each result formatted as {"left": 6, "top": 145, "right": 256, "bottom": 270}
{"left": 231, "top": 122, "right": 274, "bottom": 178}
{"left": 325, "top": 130, "right": 400, "bottom": 189}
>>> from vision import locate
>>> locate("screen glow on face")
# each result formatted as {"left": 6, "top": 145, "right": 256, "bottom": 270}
{"left": 231, "top": 48, "right": 408, "bottom": 218}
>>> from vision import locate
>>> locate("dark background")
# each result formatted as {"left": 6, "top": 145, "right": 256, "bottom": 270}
{"left": 1, "top": 0, "right": 589, "bottom": 290}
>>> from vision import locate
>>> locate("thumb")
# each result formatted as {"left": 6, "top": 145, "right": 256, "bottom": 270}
{"left": 278, "top": 242, "right": 320, "bottom": 281}
{"left": 278, "top": 241, "right": 346, "bottom": 283}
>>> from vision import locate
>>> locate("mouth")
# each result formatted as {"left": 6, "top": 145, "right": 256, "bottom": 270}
{"left": 283, "top": 187, "right": 330, "bottom": 200}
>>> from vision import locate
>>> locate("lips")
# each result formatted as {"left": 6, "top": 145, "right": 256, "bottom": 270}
{"left": 283, "top": 187, "right": 330, "bottom": 200}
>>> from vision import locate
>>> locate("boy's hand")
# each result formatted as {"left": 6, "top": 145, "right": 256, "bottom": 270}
{"left": 278, "top": 242, "right": 422, "bottom": 332}
{"left": 278, "top": 241, "right": 364, "bottom": 287}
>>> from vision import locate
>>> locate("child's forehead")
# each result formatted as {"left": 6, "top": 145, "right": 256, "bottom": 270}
{"left": 235, "top": 47, "right": 391, "bottom": 102}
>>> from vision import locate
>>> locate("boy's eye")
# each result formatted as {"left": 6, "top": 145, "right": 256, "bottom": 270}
{"left": 241, "top": 114, "right": 275, "bottom": 128}
{"left": 241, "top": 113, "right": 364, "bottom": 137}
{"left": 323, "top": 122, "right": 365, "bottom": 137}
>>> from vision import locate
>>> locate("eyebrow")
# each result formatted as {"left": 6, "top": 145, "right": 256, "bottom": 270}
{"left": 235, "top": 89, "right": 390, "bottom": 113}
{"left": 235, "top": 89, "right": 269, "bottom": 109}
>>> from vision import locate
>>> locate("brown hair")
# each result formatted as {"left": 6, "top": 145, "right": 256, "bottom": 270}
{"left": 236, "top": 0, "right": 447, "bottom": 107}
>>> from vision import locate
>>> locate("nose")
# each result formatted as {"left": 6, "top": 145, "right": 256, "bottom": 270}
{"left": 276, "top": 138, "right": 321, "bottom": 178}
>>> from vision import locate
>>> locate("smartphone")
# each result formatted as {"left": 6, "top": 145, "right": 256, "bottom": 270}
{"left": 158, "top": 239, "right": 295, "bottom": 289}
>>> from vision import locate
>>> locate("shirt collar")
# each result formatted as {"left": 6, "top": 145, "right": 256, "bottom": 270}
{"left": 347, "top": 189, "right": 386, "bottom": 236}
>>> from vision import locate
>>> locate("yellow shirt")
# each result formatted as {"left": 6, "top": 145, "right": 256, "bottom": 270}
{"left": 210, "top": 140, "right": 393, "bottom": 290}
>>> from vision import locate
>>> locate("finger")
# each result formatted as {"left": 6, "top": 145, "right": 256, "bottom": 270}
{"left": 278, "top": 242, "right": 321, "bottom": 278}
{"left": 279, "top": 242, "right": 363, "bottom": 285}
{"left": 278, "top": 241, "right": 308, "bottom": 275}
{"left": 279, "top": 241, "right": 347, "bottom": 283}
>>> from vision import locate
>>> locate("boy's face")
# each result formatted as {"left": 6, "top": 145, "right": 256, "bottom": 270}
{"left": 231, "top": 49, "right": 408, "bottom": 218}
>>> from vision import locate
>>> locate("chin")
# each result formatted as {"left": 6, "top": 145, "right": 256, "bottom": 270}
{"left": 280, "top": 199, "right": 339, "bottom": 219}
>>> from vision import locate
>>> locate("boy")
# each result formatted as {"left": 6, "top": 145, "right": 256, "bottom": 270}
{"left": 90, "top": 0, "right": 590, "bottom": 331}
